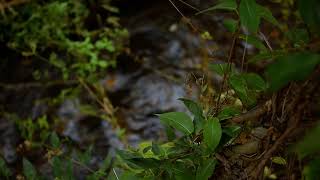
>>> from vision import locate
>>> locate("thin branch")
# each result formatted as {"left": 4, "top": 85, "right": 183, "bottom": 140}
{"left": 176, "top": 0, "right": 200, "bottom": 11}
{"left": 0, "top": 0, "right": 29, "bottom": 11}
{"left": 168, "top": 0, "right": 197, "bottom": 32}
{"left": 231, "top": 100, "right": 271, "bottom": 123}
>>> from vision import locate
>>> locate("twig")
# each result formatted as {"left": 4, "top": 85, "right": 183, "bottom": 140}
{"left": 0, "top": 0, "right": 29, "bottom": 11}
{"left": 250, "top": 105, "right": 302, "bottom": 179}
{"left": 168, "top": 0, "right": 198, "bottom": 32}
{"left": 215, "top": 34, "right": 238, "bottom": 114}
{"left": 231, "top": 101, "right": 270, "bottom": 123}
{"left": 176, "top": 0, "right": 200, "bottom": 11}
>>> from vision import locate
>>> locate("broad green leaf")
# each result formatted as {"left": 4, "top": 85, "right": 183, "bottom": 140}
{"left": 165, "top": 125, "right": 176, "bottom": 141}
{"left": 209, "top": 63, "right": 235, "bottom": 76}
{"left": 0, "top": 157, "right": 11, "bottom": 178}
{"left": 196, "top": 159, "right": 218, "bottom": 180}
{"left": 158, "top": 112, "right": 194, "bottom": 135}
{"left": 179, "top": 98, "right": 205, "bottom": 133}
{"left": 197, "top": 0, "right": 237, "bottom": 14}
{"left": 23, "top": 158, "right": 37, "bottom": 180}
{"left": 240, "top": 35, "right": 267, "bottom": 52}
{"left": 52, "top": 157, "right": 63, "bottom": 178}
{"left": 229, "top": 74, "right": 257, "bottom": 107}
{"left": 239, "top": 0, "right": 260, "bottom": 33}
{"left": 256, "top": 5, "right": 280, "bottom": 26}
{"left": 218, "top": 106, "right": 241, "bottom": 120}
{"left": 298, "top": 0, "right": 320, "bottom": 33}
{"left": 242, "top": 73, "right": 267, "bottom": 91}
{"left": 50, "top": 132, "right": 60, "bottom": 148}
{"left": 223, "top": 19, "right": 238, "bottom": 33}
{"left": 294, "top": 123, "right": 320, "bottom": 159}
{"left": 143, "top": 146, "right": 152, "bottom": 154}
{"left": 179, "top": 98, "right": 203, "bottom": 117}
{"left": 203, "top": 117, "right": 222, "bottom": 152}
{"left": 249, "top": 50, "right": 285, "bottom": 63}
{"left": 286, "top": 28, "right": 310, "bottom": 46}
{"left": 265, "top": 52, "right": 320, "bottom": 91}
{"left": 151, "top": 142, "right": 161, "bottom": 155}
{"left": 271, "top": 157, "right": 287, "bottom": 165}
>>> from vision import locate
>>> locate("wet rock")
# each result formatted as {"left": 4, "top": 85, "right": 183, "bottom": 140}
{"left": 232, "top": 141, "right": 259, "bottom": 155}
{"left": 251, "top": 127, "right": 268, "bottom": 139}
{"left": 124, "top": 74, "right": 187, "bottom": 113}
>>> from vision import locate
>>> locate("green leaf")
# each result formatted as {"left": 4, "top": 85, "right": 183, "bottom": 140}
{"left": 203, "top": 117, "right": 222, "bottom": 152}
{"left": 223, "top": 19, "right": 238, "bottom": 33}
{"left": 157, "top": 112, "right": 194, "bottom": 135}
{"left": 294, "top": 123, "right": 320, "bottom": 159}
{"left": 265, "top": 52, "right": 320, "bottom": 91}
{"left": 239, "top": 0, "right": 260, "bottom": 33}
{"left": 298, "top": 0, "right": 320, "bottom": 33}
{"left": 249, "top": 50, "right": 285, "bottom": 63}
{"left": 23, "top": 158, "right": 37, "bottom": 180}
{"left": 197, "top": 0, "right": 237, "bottom": 14}
{"left": 196, "top": 159, "right": 218, "bottom": 180}
{"left": 239, "top": 35, "right": 267, "bottom": 52}
{"left": 218, "top": 106, "right": 241, "bottom": 120}
{"left": 0, "top": 157, "right": 11, "bottom": 178}
{"left": 256, "top": 5, "right": 280, "bottom": 26}
{"left": 179, "top": 98, "right": 205, "bottom": 133}
{"left": 271, "top": 157, "right": 287, "bottom": 165}
{"left": 209, "top": 63, "right": 235, "bottom": 76}
{"left": 229, "top": 74, "right": 257, "bottom": 107}
{"left": 286, "top": 28, "right": 310, "bottom": 46}
{"left": 52, "top": 157, "right": 63, "bottom": 178}
{"left": 242, "top": 73, "right": 267, "bottom": 91}
{"left": 50, "top": 132, "right": 60, "bottom": 148}
{"left": 179, "top": 98, "right": 203, "bottom": 118}
{"left": 152, "top": 142, "right": 161, "bottom": 155}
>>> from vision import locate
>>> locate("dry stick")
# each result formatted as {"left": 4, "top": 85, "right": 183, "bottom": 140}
{"left": 250, "top": 105, "right": 303, "bottom": 180}
{"left": 0, "top": 0, "right": 29, "bottom": 11}
{"left": 168, "top": 0, "right": 198, "bottom": 32}
{"left": 231, "top": 101, "right": 270, "bottom": 123}
{"left": 241, "top": 35, "right": 248, "bottom": 72}
{"left": 176, "top": 0, "right": 200, "bottom": 11}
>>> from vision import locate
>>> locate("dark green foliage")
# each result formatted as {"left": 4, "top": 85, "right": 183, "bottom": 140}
{"left": 1, "top": 0, "right": 127, "bottom": 80}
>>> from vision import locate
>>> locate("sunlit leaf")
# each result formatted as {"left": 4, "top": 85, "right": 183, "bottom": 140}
{"left": 271, "top": 156, "right": 287, "bottom": 165}
{"left": 157, "top": 112, "right": 194, "bottom": 135}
